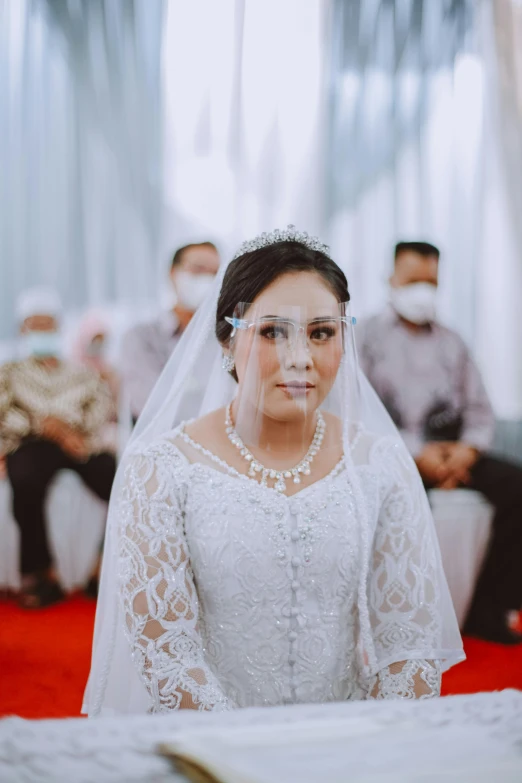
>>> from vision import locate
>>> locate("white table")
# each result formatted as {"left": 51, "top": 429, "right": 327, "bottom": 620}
{"left": 0, "top": 691, "right": 521, "bottom": 782}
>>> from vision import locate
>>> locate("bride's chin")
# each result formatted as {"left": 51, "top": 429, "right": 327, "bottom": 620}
{"left": 264, "top": 395, "right": 320, "bottom": 422}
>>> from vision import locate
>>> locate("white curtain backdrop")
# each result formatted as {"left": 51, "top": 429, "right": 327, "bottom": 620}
{"left": 159, "top": 0, "right": 327, "bottom": 266}
{"left": 328, "top": 56, "right": 484, "bottom": 341}
{"left": 326, "top": 0, "right": 478, "bottom": 330}
{"left": 326, "top": 0, "right": 522, "bottom": 421}
{"left": 476, "top": 0, "right": 522, "bottom": 421}
{"left": 0, "top": 0, "right": 164, "bottom": 340}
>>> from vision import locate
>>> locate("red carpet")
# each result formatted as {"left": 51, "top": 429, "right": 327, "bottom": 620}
{"left": 1, "top": 595, "right": 521, "bottom": 719}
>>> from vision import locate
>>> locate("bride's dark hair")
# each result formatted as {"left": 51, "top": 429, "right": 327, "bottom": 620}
{"left": 215, "top": 241, "right": 350, "bottom": 348}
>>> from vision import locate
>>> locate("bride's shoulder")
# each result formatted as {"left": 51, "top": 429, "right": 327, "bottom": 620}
{"left": 327, "top": 412, "right": 404, "bottom": 466}
{"left": 321, "top": 412, "right": 375, "bottom": 449}
{"left": 124, "top": 428, "right": 190, "bottom": 471}
{"left": 351, "top": 426, "right": 414, "bottom": 478}
{"left": 125, "top": 409, "right": 226, "bottom": 464}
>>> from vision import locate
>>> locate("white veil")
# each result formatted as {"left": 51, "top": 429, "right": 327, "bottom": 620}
{"left": 84, "top": 227, "right": 464, "bottom": 717}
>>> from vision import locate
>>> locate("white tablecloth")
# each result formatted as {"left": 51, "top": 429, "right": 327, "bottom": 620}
{"left": 0, "top": 691, "right": 521, "bottom": 782}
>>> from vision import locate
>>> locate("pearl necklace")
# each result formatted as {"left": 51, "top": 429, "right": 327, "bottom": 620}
{"left": 225, "top": 404, "right": 326, "bottom": 493}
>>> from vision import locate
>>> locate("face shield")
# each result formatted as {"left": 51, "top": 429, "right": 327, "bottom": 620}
{"left": 222, "top": 298, "right": 358, "bottom": 492}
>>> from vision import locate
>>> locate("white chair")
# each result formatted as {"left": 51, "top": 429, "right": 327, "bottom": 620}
{"left": 429, "top": 489, "right": 493, "bottom": 627}
{"left": 0, "top": 472, "right": 107, "bottom": 592}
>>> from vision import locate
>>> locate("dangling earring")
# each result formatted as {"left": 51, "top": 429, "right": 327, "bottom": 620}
{"left": 222, "top": 353, "right": 235, "bottom": 372}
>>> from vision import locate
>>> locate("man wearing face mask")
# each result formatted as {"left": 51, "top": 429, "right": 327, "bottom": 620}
{"left": 358, "top": 241, "right": 522, "bottom": 645}
{"left": 0, "top": 287, "right": 116, "bottom": 608}
{"left": 120, "top": 241, "right": 220, "bottom": 421}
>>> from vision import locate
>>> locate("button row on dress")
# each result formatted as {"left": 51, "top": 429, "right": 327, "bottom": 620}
{"left": 288, "top": 518, "right": 302, "bottom": 670}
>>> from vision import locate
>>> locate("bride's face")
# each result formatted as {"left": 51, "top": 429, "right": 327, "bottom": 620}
{"left": 232, "top": 272, "right": 344, "bottom": 421}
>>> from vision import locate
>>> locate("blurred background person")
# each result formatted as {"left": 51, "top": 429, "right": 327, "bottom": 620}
{"left": 71, "top": 309, "right": 119, "bottom": 399}
{"left": 358, "top": 242, "right": 522, "bottom": 645}
{"left": 71, "top": 310, "right": 119, "bottom": 454}
{"left": 120, "top": 242, "right": 220, "bottom": 422}
{"left": 0, "top": 287, "right": 116, "bottom": 608}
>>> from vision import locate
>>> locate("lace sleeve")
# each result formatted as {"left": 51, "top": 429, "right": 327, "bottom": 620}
{"left": 365, "top": 437, "right": 449, "bottom": 698}
{"left": 119, "top": 443, "right": 231, "bottom": 713}
{"left": 367, "top": 659, "right": 441, "bottom": 700}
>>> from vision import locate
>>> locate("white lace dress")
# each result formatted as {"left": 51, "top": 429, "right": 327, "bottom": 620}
{"left": 119, "top": 427, "right": 449, "bottom": 713}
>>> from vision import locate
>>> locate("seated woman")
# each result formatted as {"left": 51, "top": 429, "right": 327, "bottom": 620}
{"left": 71, "top": 309, "right": 119, "bottom": 455}
{"left": 85, "top": 228, "right": 464, "bottom": 716}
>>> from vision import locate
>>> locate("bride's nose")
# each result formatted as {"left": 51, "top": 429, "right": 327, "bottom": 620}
{"left": 283, "top": 329, "right": 313, "bottom": 370}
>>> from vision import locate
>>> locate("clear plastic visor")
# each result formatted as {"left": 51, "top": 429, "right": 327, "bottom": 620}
{"left": 221, "top": 300, "right": 359, "bottom": 491}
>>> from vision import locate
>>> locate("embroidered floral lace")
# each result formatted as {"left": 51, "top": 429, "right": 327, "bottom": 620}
{"left": 119, "top": 431, "right": 443, "bottom": 713}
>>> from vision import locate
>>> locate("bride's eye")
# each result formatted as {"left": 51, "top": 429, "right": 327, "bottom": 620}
{"left": 310, "top": 325, "right": 336, "bottom": 342}
{"left": 259, "top": 323, "right": 289, "bottom": 341}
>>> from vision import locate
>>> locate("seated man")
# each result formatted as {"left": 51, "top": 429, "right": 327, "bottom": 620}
{"left": 358, "top": 241, "right": 522, "bottom": 644}
{"left": 0, "top": 287, "right": 116, "bottom": 608}
{"left": 121, "top": 241, "right": 220, "bottom": 421}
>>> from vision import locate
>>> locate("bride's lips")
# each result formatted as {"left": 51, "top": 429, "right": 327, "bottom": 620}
{"left": 277, "top": 381, "right": 315, "bottom": 396}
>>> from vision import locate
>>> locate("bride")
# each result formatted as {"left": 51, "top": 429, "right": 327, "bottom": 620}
{"left": 84, "top": 227, "right": 464, "bottom": 716}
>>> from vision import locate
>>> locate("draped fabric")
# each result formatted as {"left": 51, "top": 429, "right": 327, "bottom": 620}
{"left": 325, "top": 0, "right": 522, "bottom": 421}
{"left": 328, "top": 0, "right": 475, "bottom": 213}
{"left": 0, "top": 0, "right": 326, "bottom": 339}
{"left": 326, "top": 0, "right": 480, "bottom": 340}
{"left": 160, "top": 0, "right": 326, "bottom": 259}
{"left": 477, "top": 0, "right": 522, "bottom": 420}
{"left": 0, "top": 0, "right": 164, "bottom": 339}
{"left": 491, "top": 0, "right": 522, "bottom": 248}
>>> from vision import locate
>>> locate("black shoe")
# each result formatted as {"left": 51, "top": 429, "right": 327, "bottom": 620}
{"left": 19, "top": 576, "right": 65, "bottom": 609}
{"left": 84, "top": 575, "right": 99, "bottom": 600}
{"left": 463, "top": 617, "right": 522, "bottom": 645}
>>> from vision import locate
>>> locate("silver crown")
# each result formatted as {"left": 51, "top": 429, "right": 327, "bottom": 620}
{"left": 233, "top": 224, "right": 331, "bottom": 260}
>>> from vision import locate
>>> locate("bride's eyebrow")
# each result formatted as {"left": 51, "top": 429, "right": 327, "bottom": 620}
{"left": 257, "top": 315, "right": 337, "bottom": 323}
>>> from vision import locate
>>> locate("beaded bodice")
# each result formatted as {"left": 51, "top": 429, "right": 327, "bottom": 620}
{"left": 182, "top": 456, "right": 363, "bottom": 707}
{"left": 118, "top": 427, "right": 448, "bottom": 713}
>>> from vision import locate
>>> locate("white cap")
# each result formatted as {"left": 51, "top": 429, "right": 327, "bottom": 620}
{"left": 16, "top": 286, "right": 62, "bottom": 323}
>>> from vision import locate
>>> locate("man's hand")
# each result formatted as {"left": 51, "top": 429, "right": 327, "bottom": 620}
{"left": 415, "top": 443, "right": 450, "bottom": 486}
{"left": 0, "top": 455, "right": 6, "bottom": 481}
{"left": 40, "top": 416, "right": 89, "bottom": 461}
{"left": 442, "top": 442, "right": 479, "bottom": 486}
{"left": 415, "top": 440, "right": 479, "bottom": 489}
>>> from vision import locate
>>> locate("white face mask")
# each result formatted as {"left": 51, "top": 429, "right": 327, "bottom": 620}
{"left": 175, "top": 271, "right": 215, "bottom": 311}
{"left": 389, "top": 282, "right": 437, "bottom": 325}
{"left": 20, "top": 330, "right": 62, "bottom": 359}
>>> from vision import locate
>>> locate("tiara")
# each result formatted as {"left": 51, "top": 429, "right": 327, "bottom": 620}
{"left": 233, "top": 224, "right": 331, "bottom": 260}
